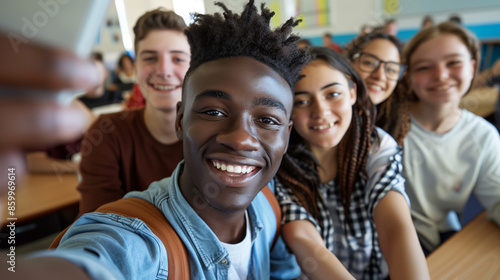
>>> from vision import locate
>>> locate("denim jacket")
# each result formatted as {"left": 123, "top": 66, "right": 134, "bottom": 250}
{"left": 36, "top": 161, "right": 299, "bottom": 280}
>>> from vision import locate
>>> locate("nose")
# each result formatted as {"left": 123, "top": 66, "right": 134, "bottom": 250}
{"left": 371, "top": 63, "right": 386, "bottom": 80}
{"left": 311, "top": 98, "right": 331, "bottom": 118}
{"left": 434, "top": 64, "right": 449, "bottom": 81}
{"left": 216, "top": 117, "right": 260, "bottom": 152}
{"left": 156, "top": 55, "right": 173, "bottom": 78}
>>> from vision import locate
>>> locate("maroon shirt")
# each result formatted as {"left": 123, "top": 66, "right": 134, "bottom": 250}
{"left": 77, "top": 108, "right": 183, "bottom": 216}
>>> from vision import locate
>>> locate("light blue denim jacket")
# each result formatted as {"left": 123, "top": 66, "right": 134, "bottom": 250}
{"left": 34, "top": 161, "right": 299, "bottom": 279}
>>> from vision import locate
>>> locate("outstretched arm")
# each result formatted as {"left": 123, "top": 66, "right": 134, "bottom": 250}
{"left": 374, "top": 191, "right": 430, "bottom": 280}
{"left": 282, "top": 220, "right": 355, "bottom": 280}
{"left": 1, "top": 257, "right": 91, "bottom": 280}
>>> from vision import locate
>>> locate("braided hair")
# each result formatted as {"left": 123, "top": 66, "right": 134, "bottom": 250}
{"left": 278, "top": 47, "right": 377, "bottom": 224}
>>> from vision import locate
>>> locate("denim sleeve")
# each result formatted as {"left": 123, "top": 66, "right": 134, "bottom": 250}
{"left": 270, "top": 235, "right": 301, "bottom": 280}
{"left": 27, "top": 250, "right": 121, "bottom": 280}
{"left": 38, "top": 212, "right": 169, "bottom": 280}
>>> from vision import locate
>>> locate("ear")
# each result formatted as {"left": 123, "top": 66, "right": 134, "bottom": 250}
{"left": 350, "top": 84, "right": 357, "bottom": 106}
{"left": 471, "top": 59, "right": 477, "bottom": 77}
{"left": 175, "top": 101, "right": 184, "bottom": 140}
{"left": 283, "top": 119, "right": 293, "bottom": 153}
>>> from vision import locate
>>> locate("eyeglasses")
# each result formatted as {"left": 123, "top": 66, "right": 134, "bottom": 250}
{"left": 352, "top": 52, "right": 405, "bottom": 81}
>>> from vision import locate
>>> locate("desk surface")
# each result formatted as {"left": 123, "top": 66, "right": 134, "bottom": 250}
{"left": 1, "top": 173, "right": 80, "bottom": 228}
{"left": 427, "top": 211, "right": 500, "bottom": 279}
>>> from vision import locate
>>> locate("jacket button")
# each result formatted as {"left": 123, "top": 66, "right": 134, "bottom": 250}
{"left": 220, "top": 258, "right": 228, "bottom": 265}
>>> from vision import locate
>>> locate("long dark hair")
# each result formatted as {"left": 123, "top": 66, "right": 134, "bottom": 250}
{"left": 277, "top": 47, "right": 377, "bottom": 224}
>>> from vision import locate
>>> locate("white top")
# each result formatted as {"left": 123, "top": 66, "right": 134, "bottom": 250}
{"left": 403, "top": 109, "right": 500, "bottom": 251}
{"left": 221, "top": 211, "right": 252, "bottom": 280}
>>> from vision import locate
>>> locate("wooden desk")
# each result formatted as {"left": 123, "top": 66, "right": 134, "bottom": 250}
{"left": 1, "top": 173, "right": 80, "bottom": 228}
{"left": 427, "top": 211, "right": 500, "bottom": 279}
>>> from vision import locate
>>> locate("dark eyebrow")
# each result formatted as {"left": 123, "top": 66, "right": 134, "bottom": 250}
{"left": 139, "top": 50, "right": 190, "bottom": 56}
{"left": 194, "top": 90, "right": 232, "bottom": 101}
{"left": 321, "top": 82, "right": 341, "bottom": 90}
{"left": 294, "top": 82, "right": 342, "bottom": 96}
{"left": 194, "top": 91, "right": 287, "bottom": 114}
{"left": 252, "top": 98, "right": 287, "bottom": 114}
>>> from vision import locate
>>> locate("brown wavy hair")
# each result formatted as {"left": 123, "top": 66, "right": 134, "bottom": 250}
{"left": 133, "top": 9, "right": 187, "bottom": 53}
{"left": 277, "top": 47, "right": 377, "bottom": 224}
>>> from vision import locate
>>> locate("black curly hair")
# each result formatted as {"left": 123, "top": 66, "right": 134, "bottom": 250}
{"left": 184, "top": 0, "right": 310, "bottom": 91}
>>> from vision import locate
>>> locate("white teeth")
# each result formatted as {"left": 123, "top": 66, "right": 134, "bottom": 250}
{"left": 211, "top": 161, "right": 254, "bottom": 174}
{"left": 368, "top": 85, "right": 382, "bottom": 91}
{"left": 153, "top": 84, "right": 176, "bottom": 91}
{"left": 435, "top": 85, "right": 448, "bottom": 90}
{"left": 313, "top": 123, "right": 334, "bottom": 130}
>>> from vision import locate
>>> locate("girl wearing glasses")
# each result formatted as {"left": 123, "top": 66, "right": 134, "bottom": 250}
{"left": 344, "top": 32, "right": 409, "bottom": 144}
{"left": 276, "top": 47, "right": 429, "bottom": 279}
{"left": 400, "top": 22, "right": 500, "bottom": 255}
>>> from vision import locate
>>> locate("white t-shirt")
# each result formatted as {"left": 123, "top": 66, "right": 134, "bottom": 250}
{"left": 221, "top": 211, "right": 252, "bottom": 280}
{"left": 403, "top": 109, "right": 500, "bottom": 252}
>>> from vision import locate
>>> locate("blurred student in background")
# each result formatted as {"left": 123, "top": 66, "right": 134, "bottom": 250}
{"left": 298, "top": 38, "right": 312, "bottom": 49}
{"left": 344, "top": 31, "right": 408, "bottom": 143}
{"left": 360, "top": 24, "right": 373, "bottom": 36}
{"left": 322, "top": 32, "right": 342, "bottom": 53}
{"left": 384, "top": 19, "right": 398, "bottom": 37}
{"left": 76, "top": 8, "right": 188, "bottom": 216}
{"left": 109, "top": 52, "right": 135, "bottom": 102}
{"left": 421, "top": 15, "right": 434, "bottom": 29}
{"left": 399, "top": 21, "right": 500, "bottom": 255}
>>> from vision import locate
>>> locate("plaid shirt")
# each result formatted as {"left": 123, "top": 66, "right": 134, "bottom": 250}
{"left": 275, "top": 128, "right": 409, "bottom": 280}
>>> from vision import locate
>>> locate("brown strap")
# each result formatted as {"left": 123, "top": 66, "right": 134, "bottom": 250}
{"left": 261, "top": 185, "right": 282, "bottom": 249}
{"left": 50, "top": 186, "right": 280, "bottom": 277}
{"left": 50, "top": 197, "right": 190, "bottom": 279}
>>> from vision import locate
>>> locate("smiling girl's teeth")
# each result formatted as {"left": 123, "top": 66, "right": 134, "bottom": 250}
{"left": 368, "top": 85, "right": 382, "bottom": 91}
{"left": 153, "top": 84, "right": 176, "bottom": 91}
{"left": 313, "top": 123, "right": 334, "bottom": 130}
{"left": 212, "top": 161, "right": 254, "bottom": 174}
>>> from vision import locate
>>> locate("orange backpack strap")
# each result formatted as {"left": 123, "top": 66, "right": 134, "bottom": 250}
{"left": 261, "top": 185, "right": 282, "bottom": 249}
{"left": 50, "top": 197, "right": 190, "bottom": 279}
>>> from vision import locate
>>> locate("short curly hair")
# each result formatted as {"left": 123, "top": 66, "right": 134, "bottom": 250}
{"left": 184, "top": 0, "right": 310, "bottom": 91}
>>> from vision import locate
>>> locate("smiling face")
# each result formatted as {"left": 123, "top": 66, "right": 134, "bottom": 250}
{"left": 408, "top": 33, "right": 475, "bottom": 106}
{"left": 176, "top": 56, "right": 293, "bottom": 213}
{"left": 135, "top": 29, "right": 190, "bottom": 112}
{"left": 352, "top": 38, "right": 400, "bottom": 105}
{"left": 292, "top": 59, "right": 356, "bottom": 152}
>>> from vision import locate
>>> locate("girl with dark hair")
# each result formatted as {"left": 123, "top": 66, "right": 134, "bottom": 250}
{"left": 344, "top": 31, "right": 409, "bottom": 144}
{"left": 276, "top": 47, "right": 429, "bottom": 279}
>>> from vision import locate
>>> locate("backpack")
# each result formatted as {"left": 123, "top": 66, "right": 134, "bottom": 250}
{"left": 50, "top": 185, "right": 281, "bottom": 279}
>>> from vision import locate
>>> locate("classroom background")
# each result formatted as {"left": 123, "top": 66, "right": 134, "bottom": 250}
{"left": 94, "top": 0, "right": 500, "bottom": 72}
